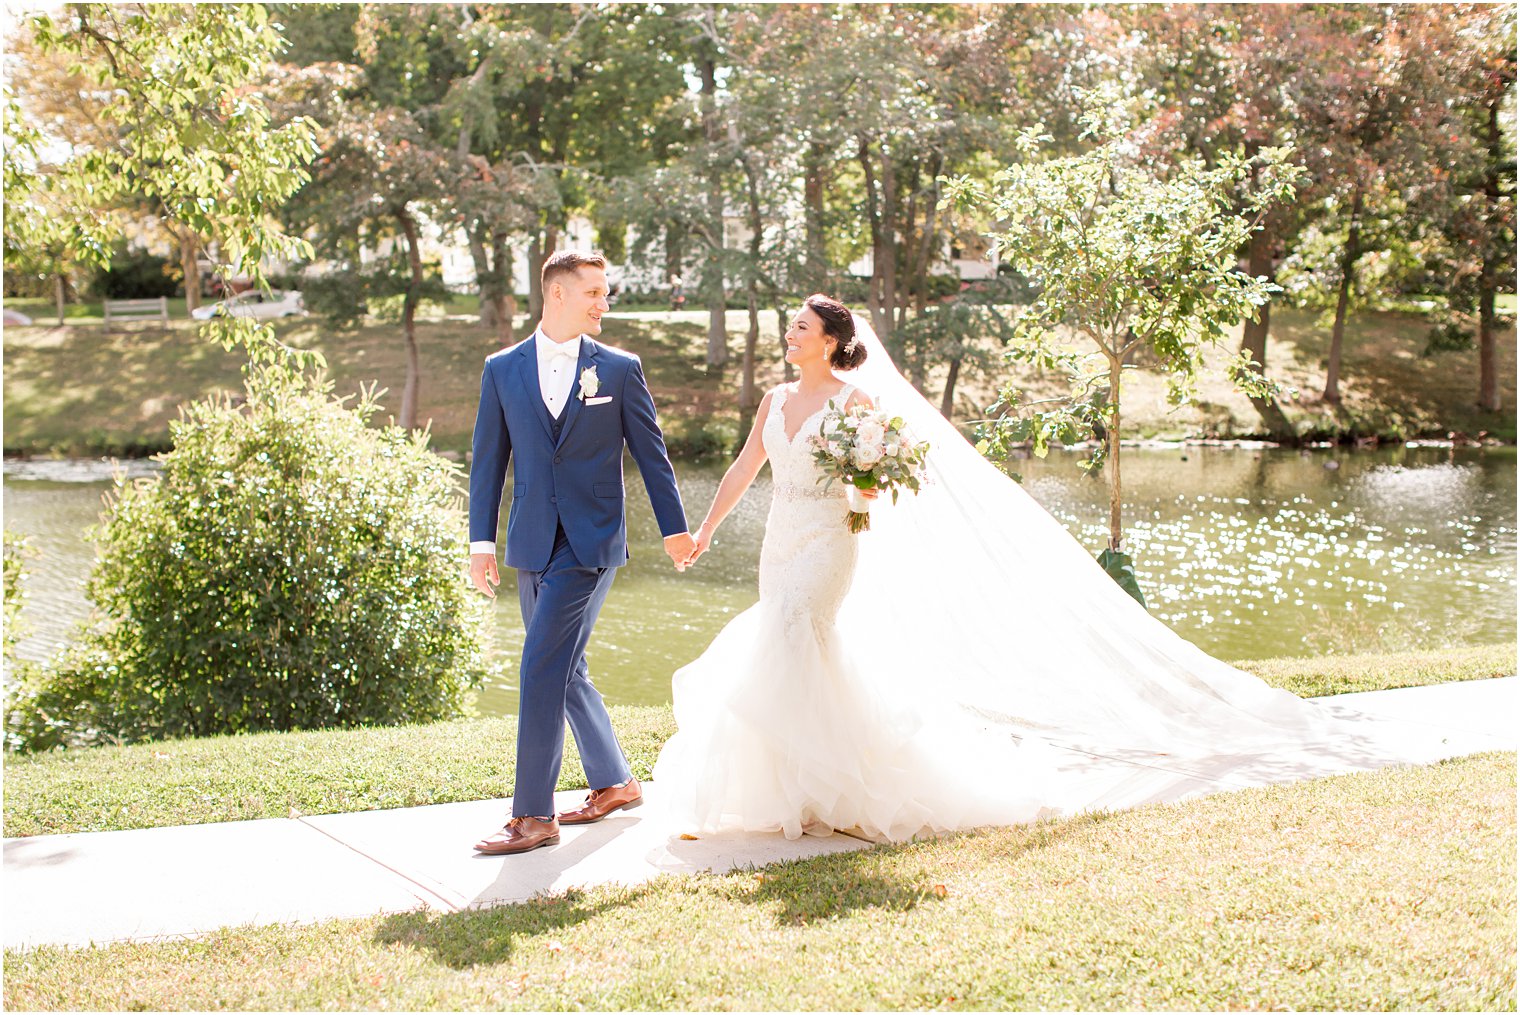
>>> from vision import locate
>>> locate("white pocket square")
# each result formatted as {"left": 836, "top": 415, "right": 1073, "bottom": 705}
{"left": 584, "top": 396, "right": 613, "bottom": 406}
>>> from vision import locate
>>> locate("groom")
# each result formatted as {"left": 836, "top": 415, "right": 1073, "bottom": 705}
{"left": 467, "top": 250, "right": 696, "bottom": 856}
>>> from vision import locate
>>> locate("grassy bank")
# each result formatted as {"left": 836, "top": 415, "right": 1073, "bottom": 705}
{"left": 3, "top": 299, "right": 1514, "bottom": 458}
{"left": 4, "top": 644, "right": 1512, "bottom": 838}
{"left": 5, "top": 751, "right": 1513, "bottom": 1010}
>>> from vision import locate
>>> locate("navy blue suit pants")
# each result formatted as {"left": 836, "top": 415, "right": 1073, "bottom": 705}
{"left": 512, "top": 525, "right": 631, "bottom": 817}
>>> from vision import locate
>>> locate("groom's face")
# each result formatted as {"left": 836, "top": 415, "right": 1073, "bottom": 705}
{"left": 551, "top": 266, "right": 610, "bottom": 337}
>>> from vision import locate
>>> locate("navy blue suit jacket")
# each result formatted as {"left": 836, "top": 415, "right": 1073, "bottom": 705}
{"left": 469, "top": 336, "right": 688, "bottom": 571}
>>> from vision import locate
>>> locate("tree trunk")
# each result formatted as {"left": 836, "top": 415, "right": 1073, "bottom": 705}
{"left": 740, "top": 158, "right": 763, "bottom": 435}
{"left": 803, "top": 141, "right": 827, "bottom": 292}
{"left": 1478, "top": 96, "right": 1503, "bottom": 412}
{"left": 879, "top": 148, "right": 899, "bottom": 365}
{"left": 857, "top": 135, "right": 891, "bottom": 346}
{"left": 397, "top": 209, "right": 424, "bottom": 430}
{"left": 775, "top": 302, "right": 794, "bottom": 382}
{"left": 469, "top": 226, "right": 516, "bottom": 344}
{"left": 898, "top": 162, "right": 918, "bottom": 336}
{"left": 1478, "top": 267, "right": 1499, "bottom": 412}
{"left": 468, "top": 227, "right": 493, "bottom": 322}
{"left": 1239, "top": 224, "right": 1296, "bottom": 440}
{"left": 527, "top": 231, "right": 545, "bottom": 322}
{"left": 939, "top": 355, "right": 962, "bottom": 419}
{"left": 492, "top": 231, "right": 516, "bottom": 344}
{"left": 54, "top": 271, "right": 66, "bottom": 325}
{"left": 914, "top": 156, "right": 942, "bottom": 317}
{"left": 179, "top": 230, "right": 201, "bottom": 313}
{"left": 699, "top": 52, "right": 727, "bottom": 370}
{"left": 1322, "top": 191, "right": 1362, "bottom": 405}
{"left": 1105, "top": 350, "right": 1124, "bottom": 551}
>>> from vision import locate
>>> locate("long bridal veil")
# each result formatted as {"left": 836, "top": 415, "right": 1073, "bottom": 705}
{"left": 835, "top": 315, "right": 1453, "bottom": 795}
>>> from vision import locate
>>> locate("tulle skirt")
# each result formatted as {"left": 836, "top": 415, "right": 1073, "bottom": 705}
{"left": 651, "top": 594, "right": 1068, "bottom": 842}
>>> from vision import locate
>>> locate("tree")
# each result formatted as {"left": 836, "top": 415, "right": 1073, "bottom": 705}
{"left": 1114, "top": 4, "right": 1336, "bottom": 439}
{"left": 291, "top": 101, "right": 450, "bottom": 430}
{"left": 951, "top": 109, "right": 1302, "bottom": 597}
{"left": 1287, "top": 7, "right": 1458, "bottom": 405}
{"left": 2, "top": 91, "right": 92, "bottom": 322}
{"left": 1420, "top": 3, "right": 1517, "bottom": 412}
{"left": 4, "top": 5, "right": 489, "bottom": 751}
{"left": 22, "top": 4, "right": 317, "bottom": 326}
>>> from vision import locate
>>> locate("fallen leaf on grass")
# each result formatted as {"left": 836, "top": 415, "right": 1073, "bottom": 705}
{"left": 931, "top": 884, "right": 948, "bottom": 898}
{"left": 679, "top": 833, "right": 699, "bottom": 840}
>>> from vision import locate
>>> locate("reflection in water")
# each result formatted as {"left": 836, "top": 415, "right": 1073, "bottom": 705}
{"left": 3, "top": 446, "right": 1514, "bottom": 716}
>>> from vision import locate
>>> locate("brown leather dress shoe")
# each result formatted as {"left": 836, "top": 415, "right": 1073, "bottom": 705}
{"left": 473, "top": 815, "right": 560, "bottom": 855}
{"left": 558, "top": 777, "right": 643, "bottom": 824}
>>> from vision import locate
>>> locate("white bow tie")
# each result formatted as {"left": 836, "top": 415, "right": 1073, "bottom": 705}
{"left": 546, "top": 342, "right": 578, "bottom": 361}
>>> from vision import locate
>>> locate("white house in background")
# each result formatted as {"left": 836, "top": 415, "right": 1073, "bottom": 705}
{"left": 352, "top": 213, "right": 595, "bottom": 291}
{"left": 846, "top": 232, "right": 1001, "bottom": 282}
{"left": 200, "top": 208, "right": 999, "bottom": 299}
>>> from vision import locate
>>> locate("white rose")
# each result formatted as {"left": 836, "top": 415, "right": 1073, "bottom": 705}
{"left": 855, "top": 420, "right": 886, "bottom": 447}
{"left": 884, "top": 442, "right": 900, "bottom": 458}
{"left": 853, "top": 443, "right": 883, "bottom": 468}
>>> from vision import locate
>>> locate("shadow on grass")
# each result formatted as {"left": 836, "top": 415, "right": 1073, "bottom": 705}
{"left": 1268, "top": 308, "right": 1516, "bottom": 437}
{"left": 372, "top": 811, "right": 1115, "bottom": 970}
{"left": 372, "top": 882, "right": 657, "bottom": 969}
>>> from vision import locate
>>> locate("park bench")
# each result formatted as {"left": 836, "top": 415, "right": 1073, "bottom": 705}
{"left": 103, "top": 296, "right": 169, "bottom": 330}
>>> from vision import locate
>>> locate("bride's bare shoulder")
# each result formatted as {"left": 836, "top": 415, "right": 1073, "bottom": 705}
{"left": 841, "top": 383, "right": 876, "bottom": 411}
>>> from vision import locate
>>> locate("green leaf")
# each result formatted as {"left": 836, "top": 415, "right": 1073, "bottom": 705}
{"left": 1096, "top": 548, "right": 1147, "bottom": 608}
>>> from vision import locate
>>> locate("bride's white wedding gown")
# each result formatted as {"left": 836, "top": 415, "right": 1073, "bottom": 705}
{"left": 651, "top": 321, "right": 1473, "bottom": 843}
{"left": 653, "top": 383, "right": 1064, "bottom": 841}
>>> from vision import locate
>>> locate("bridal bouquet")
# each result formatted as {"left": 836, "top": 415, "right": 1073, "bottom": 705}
{"left": 807, "top": 402, "right": 930, "bottom": 533}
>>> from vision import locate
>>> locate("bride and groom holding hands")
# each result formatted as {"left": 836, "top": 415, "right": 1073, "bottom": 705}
{"left": 465, "top": 249, "right": 1385, "bottom": 857}
{"left": 466, "top": 250, "right": 885, "bottom": 854}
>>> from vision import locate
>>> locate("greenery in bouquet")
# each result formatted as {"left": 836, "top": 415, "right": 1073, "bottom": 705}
{"left": 807, "top": 401, "right": 931, "bottom": 533}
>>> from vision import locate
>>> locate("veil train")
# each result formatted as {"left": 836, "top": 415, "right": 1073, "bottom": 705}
{"left": 833, "top": 314, "right": 1461, "bottom": 807}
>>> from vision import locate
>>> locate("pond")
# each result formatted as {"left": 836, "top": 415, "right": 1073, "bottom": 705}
{"left": 4, "top": 445, "right": 1514, "bottom": 717}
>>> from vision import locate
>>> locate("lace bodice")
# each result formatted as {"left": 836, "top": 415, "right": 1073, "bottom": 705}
{"left": 755, "top": 382, "right": 859, "bottom": 624}
{"left": 761, "top": 383, "right": 857, "bottom": 500}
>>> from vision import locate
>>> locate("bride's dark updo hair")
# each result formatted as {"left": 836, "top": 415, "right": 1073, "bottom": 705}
{"left": 805, "top": 293, "right": 867, "bottom": 370}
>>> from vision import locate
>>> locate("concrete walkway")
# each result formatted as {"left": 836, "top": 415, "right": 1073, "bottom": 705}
{"left": 5, "top": 678, "right": 1515, "bottom": 952}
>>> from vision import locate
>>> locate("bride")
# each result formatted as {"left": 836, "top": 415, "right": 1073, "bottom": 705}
{"left": 652, "top": 294, "right": 1455, "bottom": 843}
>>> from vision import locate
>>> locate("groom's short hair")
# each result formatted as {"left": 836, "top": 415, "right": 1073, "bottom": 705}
{"left": 542, "top": 251, "right": 608, "bottom": 294}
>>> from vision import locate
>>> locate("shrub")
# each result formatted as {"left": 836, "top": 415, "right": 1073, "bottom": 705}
{"left": 83, "top": 243, "right": 180, "bottom": 300}
{"left": 3, "top": 530, "right": 30, "bottom": 662}
{"left": 301, "top": 257, "right": 451, "bottom": 327}
{"left": 5, "top": 364, "right": 488, "bottom": 751}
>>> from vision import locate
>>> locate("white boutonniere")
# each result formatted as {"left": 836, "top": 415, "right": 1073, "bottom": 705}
{"left": 578, "top": 365, "right": 600, "bottom": 401}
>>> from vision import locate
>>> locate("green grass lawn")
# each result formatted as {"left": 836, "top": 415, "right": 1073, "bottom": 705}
{"left": 3, "top": 297, "right": 1514, "bottom": 457}
{"left": 4, "top": 751, "right": 1512, "bottom": 1011}
{"left": 3, "top": 644, "right": 1512, "bottom": 838}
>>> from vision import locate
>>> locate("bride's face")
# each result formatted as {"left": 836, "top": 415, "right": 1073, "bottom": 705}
{"left": 784, "top": 307, "right": 834, "bottom": 366}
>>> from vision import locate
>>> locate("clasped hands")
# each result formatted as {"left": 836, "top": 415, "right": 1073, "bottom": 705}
{"left": 471, "top": 486, "right": 881, "bottom": 594}
{"left": 468, "top": 534, "right": 702, "bottom": 596}
{"left": 666, "top": 486, "right": 878, "bottom": 573}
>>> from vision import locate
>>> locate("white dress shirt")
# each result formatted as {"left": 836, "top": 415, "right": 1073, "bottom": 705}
{"left": 535, "top": 328, "right": 582, "bottom": 418}
{"left": 470, "top": 329, "right": 583, "bottom": 557}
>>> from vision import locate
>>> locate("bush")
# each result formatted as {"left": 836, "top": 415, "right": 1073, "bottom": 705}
{"left": 83, "top": 243, "right": 181, "bottom": 300}
{"left": 301, "top": 257, "right": 452, "bottom": 328}
{"left": 3, "top": 530, "right": 30, "bottom": 662}
{"left": 5, "top": 365, "right": 488, "bottom": 752}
